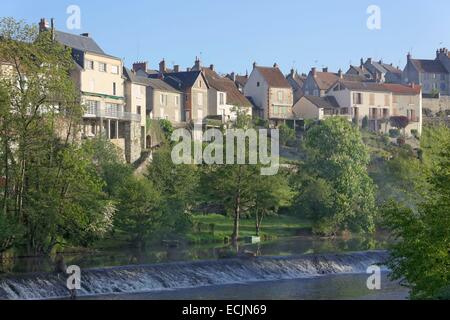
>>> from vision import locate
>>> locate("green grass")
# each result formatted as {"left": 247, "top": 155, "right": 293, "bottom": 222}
{"left": 188, "top": 214, "right": 312, "bottom": 244}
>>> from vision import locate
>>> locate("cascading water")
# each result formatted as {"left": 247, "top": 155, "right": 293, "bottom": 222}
{"left": 0, "top": 250, "right": 389, "bottom": 300}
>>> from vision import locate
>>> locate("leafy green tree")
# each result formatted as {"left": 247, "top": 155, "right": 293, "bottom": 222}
{"left": 296, "top": 117, "right": 377, "bottom": 236}
{"left": 382, "top": 126, "right": 450, "bottom": 299}
{"left": 115, "top": 177, "right": 162, "bottom": 248}
{"left": 0, "top": 18, "right": 112, "bottom": 254}
{"left": 279, "top": 124, "right": 296, "bottom": 146}
{"left": 250, "top": 170, "right": 293, "bottom": 236}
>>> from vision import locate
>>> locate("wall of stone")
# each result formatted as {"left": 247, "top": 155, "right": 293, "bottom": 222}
{"left": 423, "top": 96, "right": 450, "bottom": 115}
{"left": 124, "top": 121, "right": 142, "bottom": 164}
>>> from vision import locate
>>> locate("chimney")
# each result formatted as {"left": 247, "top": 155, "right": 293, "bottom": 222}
{"left": 209, "top": 64, "right": 214, "bottom": 71}
{"left": 411, "top": 83, "right": 415, "bottom": 89}
{"left": 132, "top": 61, "right": 148, "bottom": 72}
{"left": 80, "top": 33, "right": 90, "bottom": 37}
{"left": 187, "top": 67, "right": 191, "bottom": 72}
{"left": 273, "top": 63, "right": 279, "bottom": 68}
{"left": 173, "top": 65, "right": 180, "bottom": 73}
{"left": 230, "top": 72, "right": 236, "bottom": 82}
{"left": 159, "top": 59, "right": 166, "bottom": 73}
{"left": 253, "top": 62, "right": 257, "bottom": 69}
{"left": 290, "top": 68, "right": 295, "bottom": 77}
{"left": 311, "top": 67, "right": 317, "bottom": 77}
{"left": 407, "top": 52, "right": 412, "bottom": 61}
{"left": 360, "top": 58, "right": 364, "bottom": 67}
{"left": 367, "top": 58, "right": 372, "bottom": 64}
{"left": 194, "top": 57, "right": 201, "bottom": 70}
{"left": 338, "top": 69, "right": 343, "bottom": 79}
{"left": 39, "top": 18, "right": 49, "bottom": 33}
{"left": 322, "top": 67, "right": 328, "bottom": 73}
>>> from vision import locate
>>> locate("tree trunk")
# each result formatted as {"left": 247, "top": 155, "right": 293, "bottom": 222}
{"left": 231, "top": 166, "right": 242, "bottom": 244}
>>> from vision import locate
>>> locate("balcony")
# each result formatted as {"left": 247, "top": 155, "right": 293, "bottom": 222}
{"left": 84, "top": 105, "right": 141, "bottom": 122}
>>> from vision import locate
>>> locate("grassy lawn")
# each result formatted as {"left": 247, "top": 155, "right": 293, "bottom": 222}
{"left": 188, "top": 214, "right": 312, "bottom": 244}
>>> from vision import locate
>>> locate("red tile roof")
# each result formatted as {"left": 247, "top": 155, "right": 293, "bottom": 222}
{"left": 382, "top": 83, "right": 422, "bottom": 95}
{"left": 255, "top": 66, "right": 291, "bottom": 88}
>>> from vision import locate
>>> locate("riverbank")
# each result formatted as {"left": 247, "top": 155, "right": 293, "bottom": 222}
{"left": 188, "top": 214, "right": 312, "bottom": 244}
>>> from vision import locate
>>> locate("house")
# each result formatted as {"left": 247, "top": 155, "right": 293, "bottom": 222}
{"left": 39, "top": 19, "right": 142, "bottom": 163}
{"left": 286, "top": 69, "right": 307, "bottom": 103}
{"left": 145, "top": 59, "right": 209, "bottom": 124}
{"left": 303, "top": 68, "right": 364, "bottom": 97}
{"left": 347, "top": 58, "right": 402, "bottom": 83}
{"left": 326, "top": 80, "right": 422, "bottom": 136}
{"left": 403, "top": 49, "right": 450, "bottom": 95}
{"left": 145, "top": 78, "right": 184, "bottom": 124}
{"left": 244, "top": 63, "right": 294, "bottom": 124}
{"left": 293, "top": 95, "right": 341, "bottom": 121}
{"left": 123, "top": 67, "right": 150, "bottom": 158}
{"left": 194, "top": 62, "right": 252, "bottom": 122}
{"left": 226, "top": 72, "right": 249, "bottom": 93}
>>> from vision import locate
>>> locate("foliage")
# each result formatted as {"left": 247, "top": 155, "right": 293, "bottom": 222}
{"left": 294, "top": 117, "right": 377, "bottom": 236}
{"left": 381, "top": 125, "right": 450, "bottom": 299}
{"left": 389, "top": 129, "right": 400, "bottom": 138}
{"left": 0, "top": 19, "right": 117, "bottom": 254}
{"left": 390, "top": 116, "right": 409, "bottom": 131}
{"left": 279, "top": 124, "right": 296, "bottom": 146}
{"left": 362, "top": 116, "right": 369, "bottom": 130}
{"left": 158, "top": 119, "right": 174, "bottom": 140}
{"left": 114, "top": 177, "right": 162, "bottom": 248}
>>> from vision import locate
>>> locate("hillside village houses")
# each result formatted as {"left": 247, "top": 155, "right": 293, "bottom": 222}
{"left": 244, "top": 63, "right": 295, "bottom": 125}
{"left": 3, "top": 17, "right": 439, "bottom": 165}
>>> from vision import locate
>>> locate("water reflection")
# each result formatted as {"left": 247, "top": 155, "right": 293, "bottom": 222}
{"left": 0, "top": 235, "right": 392, "bottom": 276}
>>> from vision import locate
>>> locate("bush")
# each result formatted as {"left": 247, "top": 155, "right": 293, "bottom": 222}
{"left": 279, "top": 124, "right": 296, "bottom": 146}
{"left": 397, "top": 137, "right": 406, "bottom": 146}
{"left": 362, "top": 116, "right": 369, "bottom": 129}
{"left": 411, "top": 129, "right": 419, "bottom": 139}
{"left": 389, "top": 129, "right": 400, "bottom": 138}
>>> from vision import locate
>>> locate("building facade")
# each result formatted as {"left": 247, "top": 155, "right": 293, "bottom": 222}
{"left": 244, "top": 64, "right": 294, "bottom": 123}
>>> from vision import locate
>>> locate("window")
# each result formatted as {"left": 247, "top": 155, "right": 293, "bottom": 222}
{"left": 199, "top": 80, "right": 202, "bottom": 88}
{"left": 198, "top": 93, "right": 203, "bottom": 106}
{"left": 99, "top": 63, "right": 107, "bottom": 72}
{"left": 219, "top": 92, "right": 225, "bottom": 105}
{"left": 111, "top": 65, "right": 119, "bottom": 74}
{"left": 277, "top": 91, "right": 283, "bottom": 102}
{"left": 160, "top": 94, "right": 167, "bottom": 106}
{"left": 441, "top": 74, "right": 447, "bottom": 81}
{"left": 257, "top": 82, "right": 260, "bottom": 87}
{"left": 113, "top": 82, "right": 117, "bottom": 96}
{"left": 175, "top": 96, "right": 180, "bottom": 106}
{"left": 86, "top": 100, "right": 98, "bottom": 114}
{"left": 86, "top": 60, "right": 94, "bottom": 70}
{"left": 273, "top": 106, "right": 279, "bottom": 115}
{"left": 137, "top": 106, "right": 142, "bottom": 115}
{"left": 441, "top": 83, "right": 447, "bottom": 91}
{"left": 353, "top": 92, "right": 363, "bottom": 105}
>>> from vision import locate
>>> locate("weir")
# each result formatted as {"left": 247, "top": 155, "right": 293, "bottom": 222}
{"left": 0, "top": 251, "right": 389, "bottom": 300}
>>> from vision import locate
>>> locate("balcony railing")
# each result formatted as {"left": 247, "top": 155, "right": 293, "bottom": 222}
{"left": 85, "top": 105, "right": 141, "bottom": 122}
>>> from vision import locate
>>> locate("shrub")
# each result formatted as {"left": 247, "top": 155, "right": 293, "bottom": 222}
{"left": 389, "top": 129, "right": 400, "bottom": 138}
{"left": 397, "top": 137, "right": 406, "bottom": 146}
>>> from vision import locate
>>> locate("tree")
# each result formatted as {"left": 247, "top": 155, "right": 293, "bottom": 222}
{"left": 390, "top": 116, "right": 409, "bottom": 136}
{"left": 250, "top": 170, "right": 293, "bottom": 236}
{"left": 115, "top": 177, "right": 162, "bottom": 248}
{"left": 295, "top": 117, "right": 377, "bottom": 236}
{"left": 279, "top": 124, "right": 296, "bottom": 146}
{"left": 382, "top": 126, "right": 450, "bottom": 299}
{"left": 0, "top": 18, "right": 111, "bottom": 254}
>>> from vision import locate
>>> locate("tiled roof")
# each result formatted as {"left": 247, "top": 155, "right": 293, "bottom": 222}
{"left": 203, "top": 68, "right": 251, "bottom": 107}
{"left": 235, "top": 75, "right": 248, "bottom": 87}
{"left": 255, "top": 66, "right": 291, "bottom": 88}
{"left": 382, "top": 83, "right": 422, "bottom": 95}
{"left": 335, "top": 80, "right": 391, "bottom": 92}
{"left": 304, "top": 95, "right": 340, "bottom": 109}
{"left": 286, "top": 72, "right": 306, "bottom": 90}
{"left": 410, "top": 59, "right": 448, "bottom": 74}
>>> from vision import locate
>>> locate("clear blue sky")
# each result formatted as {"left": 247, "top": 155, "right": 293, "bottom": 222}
{"left": 2, "top": 0, "right": 450, "bottom": 75}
